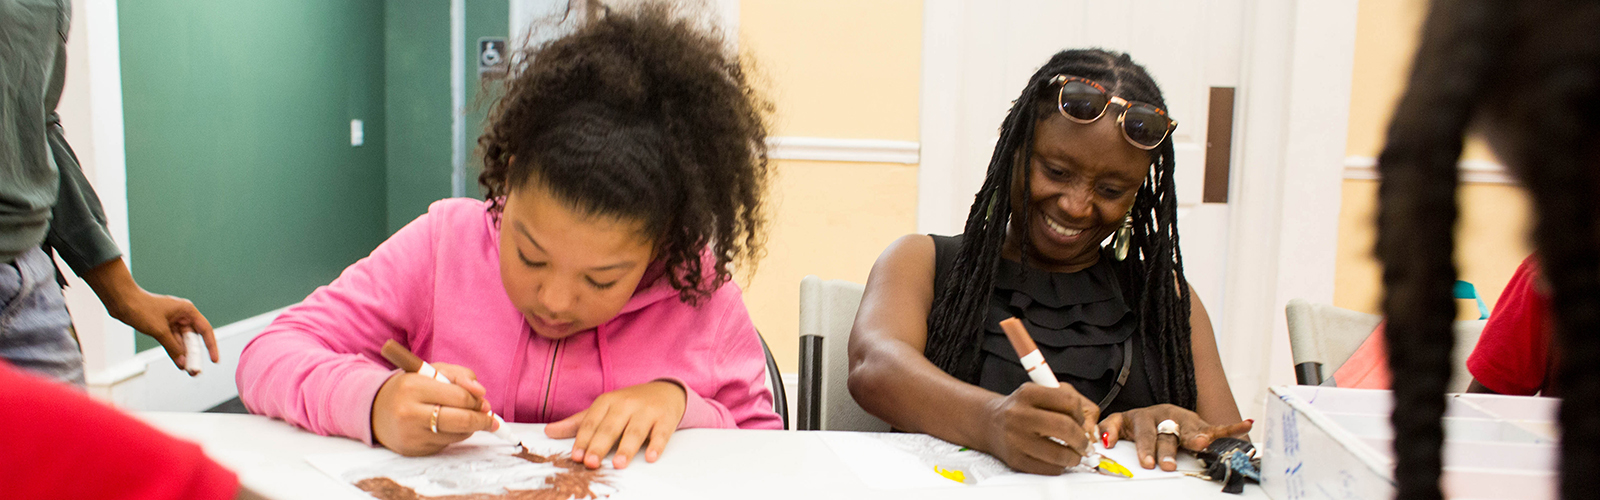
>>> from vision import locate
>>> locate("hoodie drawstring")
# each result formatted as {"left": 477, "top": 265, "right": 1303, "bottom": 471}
{"left": 597, "top": 323, "right": 613, "bottom": 393}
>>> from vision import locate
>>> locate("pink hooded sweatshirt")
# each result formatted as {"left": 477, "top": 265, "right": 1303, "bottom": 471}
{"left": 236, "top": 199, "right": 781, "bottom": 445}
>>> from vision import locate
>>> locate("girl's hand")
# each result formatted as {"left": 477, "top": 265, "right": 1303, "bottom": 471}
{"left": 544, "top": 381, "right": 687, "bottom": 470}
{"left": 371, "top": 363, "right": 495, "bottom": 456}
{"left": 979, "top": 382, "right": 1100, "bottom": 476}
{"left": 1099, "top": 404, "right": 1252, "bottom": 471}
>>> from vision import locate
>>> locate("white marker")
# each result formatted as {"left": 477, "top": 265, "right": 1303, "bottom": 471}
{"left": 183, "top": 331, "right": 207, "bottom": 375}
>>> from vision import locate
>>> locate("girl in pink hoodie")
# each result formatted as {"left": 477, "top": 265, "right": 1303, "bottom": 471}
{"left": 236, "top": 5, "right": 780, "bottom": 470}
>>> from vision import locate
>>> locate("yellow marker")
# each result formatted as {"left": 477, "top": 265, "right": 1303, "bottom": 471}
{"left": 1093, "top": 456, "right": 1134, "bottom": 479}
{"left": 934, "top": 465, "right": 972, "bottom": 484}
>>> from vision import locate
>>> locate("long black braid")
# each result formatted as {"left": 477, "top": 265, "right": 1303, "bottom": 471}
{"left": 923, "top": 49, "right": 1197, "bottom": 410}
{"left": 1378, "top": 1, "right": 1600, "bottom": 499}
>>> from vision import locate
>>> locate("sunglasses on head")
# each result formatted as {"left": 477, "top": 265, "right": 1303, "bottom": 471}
{"left": 1051, "top": 75, "right": 1177, "bottom": 150}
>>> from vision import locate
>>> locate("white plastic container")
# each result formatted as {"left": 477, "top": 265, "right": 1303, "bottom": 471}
{"left": 1262, "top": 385, "right": 1558, "bottom": 500}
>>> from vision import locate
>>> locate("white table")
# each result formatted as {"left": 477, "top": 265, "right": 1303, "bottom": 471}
{"left": 138, "top": 412, "right": 1267, "bottom": 500}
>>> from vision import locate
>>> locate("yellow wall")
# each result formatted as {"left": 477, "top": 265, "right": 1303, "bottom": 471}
{"left": 1335, "top": 0, "right": 1532, "bottom": 316}
{"left": 738, "top": 1, "right": 921, "bottom": 141}
{"left": 1334, "top": 180, "right": 1533, "bottom": 315}
{"left": 738, "top": 0, "right": 922, "bottom": 372}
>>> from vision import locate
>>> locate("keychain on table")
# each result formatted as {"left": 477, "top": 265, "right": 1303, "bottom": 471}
{"left": 1185, "top": 437, "right": 1260, "bottom": 494}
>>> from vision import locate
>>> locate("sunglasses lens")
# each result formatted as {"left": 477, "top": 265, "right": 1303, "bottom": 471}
{"left": 1121, "top": 107, "right": 1172, "bottom": 148}
{"left": 1058, "top": 82, "right": 1109, "bottom": 121}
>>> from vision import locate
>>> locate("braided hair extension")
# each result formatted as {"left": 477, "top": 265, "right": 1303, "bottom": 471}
{"left": 1478, "top": 3, "right": 1600, "bottom": 499}
{"left": 1376, "top": 0, "right": 1600, "bottom": 498}
{"left": 1376, "top": 2, "right": 1505, "bottom": 497}
{"left": 922, "top": 49, "right": 1197, "bottom": 409}
{"left": 1516, "top": 91, "right": 1600, "bottom": 500}
{"left": 476, "top": 2, "right": 770, "bottom": 305}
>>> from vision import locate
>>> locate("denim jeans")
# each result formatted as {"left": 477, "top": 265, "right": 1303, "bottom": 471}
{"left": 0, "top": 247, "right": 84, "bottom": 385}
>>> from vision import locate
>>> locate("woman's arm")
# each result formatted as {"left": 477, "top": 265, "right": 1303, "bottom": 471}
{"left": 847, "top": 235, "right": 992, "bottom": 443}
{"left": 848, "top": 235, "right": 1098, "bottom": 475}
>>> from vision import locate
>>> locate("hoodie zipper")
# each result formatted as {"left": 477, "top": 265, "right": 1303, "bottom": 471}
{"left": 539, "top": 338, "right": 562, "bottom": 421}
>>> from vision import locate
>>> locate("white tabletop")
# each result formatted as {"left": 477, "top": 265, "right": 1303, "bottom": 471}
{"left": 137, "top": 412, "right": 1267, "bottom": 500}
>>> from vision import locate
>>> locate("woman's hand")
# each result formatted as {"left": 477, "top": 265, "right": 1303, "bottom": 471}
{"left": 980, "top": 382, "right": 1100, "bottom": 476}
{"left": 1099, "top": 404, "right": 1252, "bottom": 471}
{"left": 108, "top": 290, "right": 215, "bottom": 373}
{"left": 545, "top": 380, "right": 687, "bottom": 470}
{"left": 82, "top": 257, "right": 218, "bottom": 373}
{"left": 371, "top": 363, "right": 495, "bottom": 456}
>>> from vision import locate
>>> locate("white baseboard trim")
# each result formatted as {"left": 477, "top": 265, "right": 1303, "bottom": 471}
{"left": 87, "top": 306, "right": 289, "bottom": 411}
{"left": 85, "top": 355, "right": 147, "bottom": 388}
{"left": 766, "top": 136, "right": 920, "bottom": 164}
{"left": 1343, "top": 156, "right": 1515, "bottom": 185}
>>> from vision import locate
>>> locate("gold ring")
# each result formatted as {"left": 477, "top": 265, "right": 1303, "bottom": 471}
{"left": 430, "top": 404, "right": 442, "bottom": 434}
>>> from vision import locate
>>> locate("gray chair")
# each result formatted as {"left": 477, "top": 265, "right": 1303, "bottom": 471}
{"left": 796, "top": 275, "right": 889, "bottom": 431}
{"left": 1286, "top": 298, "right": 1486, "bottom": 392}
{"left": 758, "top": 333, "right": 789, "bottom": 430}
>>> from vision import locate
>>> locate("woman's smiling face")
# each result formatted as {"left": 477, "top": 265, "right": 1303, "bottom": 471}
{"left": 1013, "top": 112, "right": 1150, "bottom": 272}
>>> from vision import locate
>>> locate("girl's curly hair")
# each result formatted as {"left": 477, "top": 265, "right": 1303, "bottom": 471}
{"left": 478, "top": 2, "right": 770, "bottom": 305}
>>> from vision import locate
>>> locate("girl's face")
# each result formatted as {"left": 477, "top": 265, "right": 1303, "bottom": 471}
{"left": 1012, "top": 112, "right": 1150, "bottom": 271}
{"left": 499, "top": 182, "right": 655, "bottom": 339}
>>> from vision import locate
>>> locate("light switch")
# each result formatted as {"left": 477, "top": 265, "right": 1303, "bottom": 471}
{"left": 350, "top": 119, "right": 365, "bottom": 147}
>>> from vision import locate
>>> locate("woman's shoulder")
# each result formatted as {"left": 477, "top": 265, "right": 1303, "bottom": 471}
{"left": 861, "top": 234, "right": 940, "bottom": 284}
{"left": 876, "top": 234, "right": 940, "bottom": 265}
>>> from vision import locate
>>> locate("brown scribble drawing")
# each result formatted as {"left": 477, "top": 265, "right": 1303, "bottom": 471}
{"left": 354, "top": 451, "right": 611, "bottom": 500}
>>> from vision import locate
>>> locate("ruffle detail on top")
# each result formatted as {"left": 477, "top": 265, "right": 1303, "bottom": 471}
{"left": 979, "top": 255, "right": 1136, "bottom": 381}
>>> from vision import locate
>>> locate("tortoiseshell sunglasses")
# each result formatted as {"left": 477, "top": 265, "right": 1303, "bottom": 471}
{"left": 1051, "top": 75, "right": 1177, "bottom": 150}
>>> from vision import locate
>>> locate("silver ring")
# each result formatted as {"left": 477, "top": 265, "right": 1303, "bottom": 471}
{"left": 1157, "top": 419, "right": 1179, "bottom": 436}
{"left": 430, "top": 404, "right": 442, "bottom": 434}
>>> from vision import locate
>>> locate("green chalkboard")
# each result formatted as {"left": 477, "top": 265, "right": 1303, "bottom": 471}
{"left": 385, "top": 0, "right": 453, "bottom": 234}
{"left": 120, "top": 0, "right": 389, "bottom": 351}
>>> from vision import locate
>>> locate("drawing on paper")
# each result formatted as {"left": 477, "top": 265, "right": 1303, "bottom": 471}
{"left": 333, "top": 445, "right": 617, "bottom": 500}
{"left": 874, "top": 434, "right": 1014, "bottom": 483}
{"left": 818, "top": 431, "right": 1184, "bottom": 490}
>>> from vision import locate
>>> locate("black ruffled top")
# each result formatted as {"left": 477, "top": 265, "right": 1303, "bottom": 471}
{"left": 931, "top": 235, "right": 1155, "bottom": 413}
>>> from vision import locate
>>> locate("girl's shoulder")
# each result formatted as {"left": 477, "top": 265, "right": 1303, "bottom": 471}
{"left": 421, "top": 198, "right": 497, "bottom": 231}
{"left": 624, "top": 263, "right": 749, "bottom": 319}
{"left": 379, "top": 198, "right": 498, "bottom": 266}
{"left": 398, "top": 198, "right": 499, "bottom": 246}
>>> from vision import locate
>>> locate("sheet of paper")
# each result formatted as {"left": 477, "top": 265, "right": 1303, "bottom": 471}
{"left": 818, "top": 432, "right": 1193, "bottom": 490}
{"left": 306, "top": 432, "right": 686, "bottom": 500}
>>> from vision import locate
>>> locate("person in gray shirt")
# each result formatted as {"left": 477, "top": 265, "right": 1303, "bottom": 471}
{"left": 2, "top": 0, "right": 216, "bottom": 385}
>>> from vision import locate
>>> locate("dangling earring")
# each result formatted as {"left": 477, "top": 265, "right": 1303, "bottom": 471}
{"left": 1112, "top": 212, "right": 1133, "bottom": 261}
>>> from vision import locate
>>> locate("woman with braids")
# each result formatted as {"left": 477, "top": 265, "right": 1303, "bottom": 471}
{"left": 1375, "top": 1, "right": 1600, "bottom": 499}
{"left": 849, "top": 49, "right": 1250, "bottom": 475}
{"left": 237, "top": 3, "right": 781, "bottom": 470}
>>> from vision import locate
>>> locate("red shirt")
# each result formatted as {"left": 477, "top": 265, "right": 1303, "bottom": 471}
{"left": 0, "top": 361, "right": 240, "bottom": 500}
{"left": 1466, "top": 256, "right": 1553, "bottom": 395}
